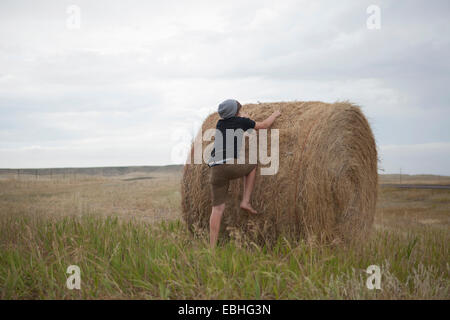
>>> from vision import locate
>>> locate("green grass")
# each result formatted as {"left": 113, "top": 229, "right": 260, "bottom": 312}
{"left": 1, "top": 213, "right": 448, "bottom": 299}
{"left": 0, "top": 176, "right": 448, "bottom": 299}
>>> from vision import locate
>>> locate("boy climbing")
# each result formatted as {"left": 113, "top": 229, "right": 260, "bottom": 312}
{"left": 208, "top": 99, "right": 281, "bottom": 248}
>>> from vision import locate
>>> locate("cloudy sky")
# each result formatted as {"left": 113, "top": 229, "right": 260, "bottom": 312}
{"left": 0, "top": 0, "right": 449, "bottom": 174}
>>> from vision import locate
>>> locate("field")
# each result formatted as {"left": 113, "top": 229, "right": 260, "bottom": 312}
{"left": 0, "top": 168, "right": 449, "bottom": 299}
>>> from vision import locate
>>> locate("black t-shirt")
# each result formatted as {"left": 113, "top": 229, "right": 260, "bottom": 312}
{"left": 210, "top": 116, "right": 256, "bottom": 161}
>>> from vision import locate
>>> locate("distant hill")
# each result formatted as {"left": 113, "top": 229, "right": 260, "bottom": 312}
{"left": 0, "top": 165, "right": 183, "bottom": 177}
{"left": 379, "top": 174, "right": 450, "bottom": 185}
{"left": 1, "top": 166, "right": 449, "bottom": 183}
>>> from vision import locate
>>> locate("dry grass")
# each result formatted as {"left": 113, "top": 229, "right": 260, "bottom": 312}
{"left": 0, "top": 172, "right": 448, "bottom": 299}
{"left": 376, "top": 186, "right": 450, "bottom": 231}
{"left": 0, "top": 172, "right": 181, "bottom": 223}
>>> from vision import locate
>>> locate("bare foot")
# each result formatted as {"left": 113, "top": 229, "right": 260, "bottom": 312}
{"left": 240, "top": 202, "right": 258, "bottom": 214}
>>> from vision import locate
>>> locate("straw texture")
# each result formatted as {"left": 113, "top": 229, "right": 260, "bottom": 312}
{"left": 181, "top": 101, "right": 378, "bottom": 244}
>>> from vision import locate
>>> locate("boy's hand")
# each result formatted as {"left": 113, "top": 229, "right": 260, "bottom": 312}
{"left": 254, "top": 110, "right": 281, "bottom": 129}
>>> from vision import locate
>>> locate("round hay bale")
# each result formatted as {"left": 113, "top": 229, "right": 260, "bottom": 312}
{"left": 181, "top": 101, "right": 378, "bottom": 244}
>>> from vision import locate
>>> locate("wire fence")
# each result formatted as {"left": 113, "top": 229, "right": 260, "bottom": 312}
{"left": 0, "top": 169, "right": 104, "bottom": 182}
{"left": 0, "top": 166, "right": 183, "bottom": 182}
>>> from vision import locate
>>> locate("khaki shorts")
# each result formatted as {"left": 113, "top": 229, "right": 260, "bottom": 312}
{"left": 210, "top": 163, "right": 257, "bottom": 206}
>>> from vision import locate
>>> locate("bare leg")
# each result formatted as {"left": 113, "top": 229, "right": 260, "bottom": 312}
{"left": 240, "top": 167, "right": 258, "bottom": 214}
{"left": 210, "top": 203, "right": 225, "bottom": 248}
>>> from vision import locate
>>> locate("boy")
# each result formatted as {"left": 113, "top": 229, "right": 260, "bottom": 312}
{"left": 208, "top": 99, "right": 281, "bottom": 248}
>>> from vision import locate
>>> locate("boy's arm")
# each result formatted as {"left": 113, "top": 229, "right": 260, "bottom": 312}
{"left": 254, "top": 111, "right": 281, "bottom": 129}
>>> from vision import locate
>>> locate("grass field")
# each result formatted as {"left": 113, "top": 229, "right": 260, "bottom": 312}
{"left": 0, "top": 171, "right": 448, "bottom": 299}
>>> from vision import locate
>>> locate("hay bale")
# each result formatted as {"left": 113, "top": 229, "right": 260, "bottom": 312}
{"left": 181, "top": 101, "right": 378, "bottom": 244}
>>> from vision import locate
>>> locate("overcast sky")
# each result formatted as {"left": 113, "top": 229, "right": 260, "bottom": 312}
{"left": 0, "top": 0, "right": 449, "bottom": 174}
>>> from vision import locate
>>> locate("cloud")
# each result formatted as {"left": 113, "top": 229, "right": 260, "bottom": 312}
{"left": 0, "top": 0, "right": 449, "bottom": 173}
{"left": 379, "top": 142, "right": 450, "bottom": 175}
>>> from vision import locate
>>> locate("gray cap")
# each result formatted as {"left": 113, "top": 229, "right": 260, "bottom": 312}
{"left": 218, "top": 99, "right": 239, "bottom": 119}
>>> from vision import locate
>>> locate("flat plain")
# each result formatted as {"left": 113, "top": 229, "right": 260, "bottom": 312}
{"left": 0, "top": 169, "right": 448, "bottom": 299}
